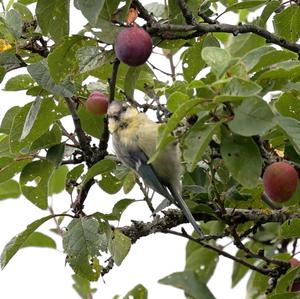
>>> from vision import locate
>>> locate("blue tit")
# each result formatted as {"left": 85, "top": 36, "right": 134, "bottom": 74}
{"left": 107, "top": 100, "right": 203, "bottom": 238}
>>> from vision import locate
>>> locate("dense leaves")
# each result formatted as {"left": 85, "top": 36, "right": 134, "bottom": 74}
{"left": 1, "top": 0, "right": 300, "bottom": 299}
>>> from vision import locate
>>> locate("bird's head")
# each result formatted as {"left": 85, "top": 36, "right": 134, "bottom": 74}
{"left": 107, "top": 101, "right": 139, "bottom": 133}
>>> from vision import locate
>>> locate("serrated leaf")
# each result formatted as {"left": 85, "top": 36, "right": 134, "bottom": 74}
{"left": 259, "top": 0, "right": 280, "bottom": 27}
{"left": 48, "top": 36, "right": 87, "bottom": 83}
{"left": 0, "top": 52, "right": 22, "bottom": 70}
{"left": 167, "top": 91, "right": 189, "bottom": 112}
{"left": 159, "top": 271, "right": 216, "bottom": 299}
{"left": 124, "top": 284, "right": 148, "bottom": 299}
{"left": 13, "top": 2, "right": 33, "bottom": 21}
{"left": 22, "top": 232, "right": 56, "bottom": 249}
{"left": 5, "top": 74, "right": 34, "bottom": 91}
{"left": 109, "top": 229, "right": 131, "bottom": 266}
{"left": 1, "top": 215, "right": 55, "bottom": 269}
{"left": 83, "top": 159, "right": 116, "bottom": 185}
{"left": 225, "top": 0, "right": 265, "bottom": 12}
{"left": 20, "top": 160, "right": 54, "bottom": 209}
{"left": 20, "top": 97, "right": 42, "bottom": 141}
{"left": 27, "top": 60, "right": 75, "bottom": 97}
{"left": 202, "top": 47, "right": 231, "bottom": 77}
{"left": 63, "top": 217, "right": 102, "bottom": 257}
{"left": 149, "top": 99, "right": 203, "bottom": 163}
{"left": 66, "top": 164, "right": 84, "bottom": 194}
{"left": 74, "top": 0, "right": 105, "bottom": 26}
{"left": 93, "top": 18, "right": 123, "bottom": 44}
{"left": 98, "top": 173, "right": 123, "bottom": 194}
{"left": 184, "top": 121, "right": 221, "bottom": 172}
{"left": 123, "top": 171, "right": 136, "bottom": 194}
{"left": 228, "top": 97, "right": 275, "bottom": 136}
{"left": 275, "top": 264, "right": 300, "bottom": 293}
{"left": 0, "top": 179, "right": 21, "bottom": 200}
{"left": 280, "top": 219, "right": 300, "bottom": 239}
{"left": 273, "top": 5, "right": 300, "bottom": 42}
{"left": 36, "top": 0, "right": 69, "bottom": 42}
{"left": 220, "top": 129, "right": 262, "bottom": 188}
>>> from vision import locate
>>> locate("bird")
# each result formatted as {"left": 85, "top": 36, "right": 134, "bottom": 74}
{"left": 107, "top": 100, "right": 204, "bottom": 238}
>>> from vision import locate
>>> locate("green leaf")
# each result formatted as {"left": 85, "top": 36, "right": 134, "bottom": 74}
{"left": 20, "top": 96, "right": 42, "bottom": 141}
{"left": 277, "top": 116, "right": 300, "bottom": 155}
{"left": 185, "top": 247, "right": 218, "bottom": 284}
{"left": 124, "top": 284, "right": 148, "bottom": 299}
{"left": 221, "top": 77, "right": 262, "bottom": 97}
{"left": 93, "top": 18, "right": 123, "bottom": 44}
{"left": 201, "top": 47, "right": 231, "bottom": 77}
{"left": 250, "top": 50, "right": 297, "bottom": 72}
{"left": 280, "top": 219, "right": 300, "bottom": 239}
{"left": 74, "top": 0, "right": 105, "bottom": 26}
{"left": 22, "top": 232, "right": 56, "bottom": 249}
{"left": 268, "top": 293, "right": 300, "bottom": 299}
{"left": 98, "top": 173, "right": 123, "bottom": 194}
{"left": 83, "top": 159, "right": 116, "bottom": 185}
{"left": 63, "top": 217, "right": 102, "bottom": 257}
{"left": 66, "top": 164, "right": 84, "bottom": 194}
{"left": 159, "top": 271, "right": 216, "bottom": 299}
{"left": 6, "top": 9, "right": 22, "bottom": 38}
{"left": 77, "top": 47, "right": 114, "bottom": 73}
{"left": 36, "top": 0, "right": 70, "bottom": 42}
{"left": 182, "top": 42, "right": 205, "bottom": 82}
{"left": 72, "top": 274, "right": 97, "bottom": 299}
{"left": 184, "top": 121, "right": 221, "bottom": 172}
{"left": 228, "top": 97, "right": 275, "bottom": 136}
{"left": 13, "top": 2, "right": 33, "bottom": 21}
{"left": 225, "top": 0, "right": 265, "bottom": 12}
{"left": 77, "top": 105, "right": 104, "bottom": 139}
{"left": 123, "top": 171, "right": 136, "bottom": 194}
{"left": 273, "top": 5, "right": 300, "bottom": 42}
{"left": 1, "top": 215, "right": 55, "bottom": 269}
{"left": 0, "top": 52, "right": 22, "bottom": 70}
{"left": 109, "top": 229, "right": 131, "bottom": 266}
{"left": 0, "top": 106, "right": 21, "bottom": 134}
{"left": 46, "top": 142, "right": 65, "bottom": 167}
{"left": 49, "top": 165, "right": 68, "bottom": 195}
{"left": 275, "top": 265, "right": 300, "bottom": 293}
{"left": 275, "top": 93, "right": 300, "bottom": 121}
{"left": 124, "top": 66, "right": 142, "bottom": 99}
{"left": 242, "top": 46, "right": 275, "bottom": 72}
{"left": 167, "top": 91, "right": 189, "bottom": 112}
{"left": 0, "top": 66, "right": 5, "bottom": 83}
{"left": 0, "top": 179, "right": 21, "bottom": 200}
{"left": 30, "top": 123, "right": 62, "bottom": 151}
{"left": 9, "top": 98, "right": 60, "bottom": 153}
{"left": 149, "top": 99, "right": 203, "bottom": 163}
{"left": 20, "top": 160, "right": 54, "bottom": 209}
{"left": 259, "top": 0, "right": 281, "bottom": 27}
{"left": 229, "top": 33, "right": 265, "bottom": 57}
{"left": 48, "top": 36, "right": 87, "bottom": 83}
{"left": 220, "top": 129, "right": 262, "bottom": 188}
{"left": 0, "top": 157, "right": 31, "bottom": 182}
{"left": 27, "top": 60, "right": 75, "bottom": 97}
{"left": 5, "top": 74, "right": 34, "bottom": 91}
{"left": 94, "top": 198, "right": 135, "bottom": 221}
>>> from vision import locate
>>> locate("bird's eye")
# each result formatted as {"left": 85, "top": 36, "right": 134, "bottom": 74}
{"left": 121, "top": 106, "right": 127, "bottom": 112}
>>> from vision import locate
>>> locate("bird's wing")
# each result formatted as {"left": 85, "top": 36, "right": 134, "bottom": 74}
{"left": 114, "top": 139, "right": 172, "bottom": 201}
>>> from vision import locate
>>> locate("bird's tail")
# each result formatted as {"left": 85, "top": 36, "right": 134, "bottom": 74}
{"left": 169, "top": 187, "right": 204, "bottom": 238}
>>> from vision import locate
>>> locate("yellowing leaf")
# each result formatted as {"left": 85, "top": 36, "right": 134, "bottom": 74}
{"left": 0, "top": 39, "right": 12, "bottom": 52}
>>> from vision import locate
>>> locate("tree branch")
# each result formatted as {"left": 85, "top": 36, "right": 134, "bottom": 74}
{"left": 148, "top": 23, "right": 300, "bottom": 55}
{"left": 178, "top": 0, "right": 196, "bottom": 25}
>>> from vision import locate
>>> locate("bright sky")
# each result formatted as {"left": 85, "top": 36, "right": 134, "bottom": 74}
{"left": 0, "top": 1, "right": 248, "bottom": 299}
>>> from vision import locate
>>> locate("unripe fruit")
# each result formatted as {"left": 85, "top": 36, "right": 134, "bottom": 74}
{"left": 85, "top": 91, "right": 108, "bottom": 116}
{"left": 290, "top": 258, "right": 300, "bottom": 268}
{"left": 263, "top": 162, "right": 298, "bottom": 202}
{"left": 114, "top": 26, "right": 152, "bottom": 66}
